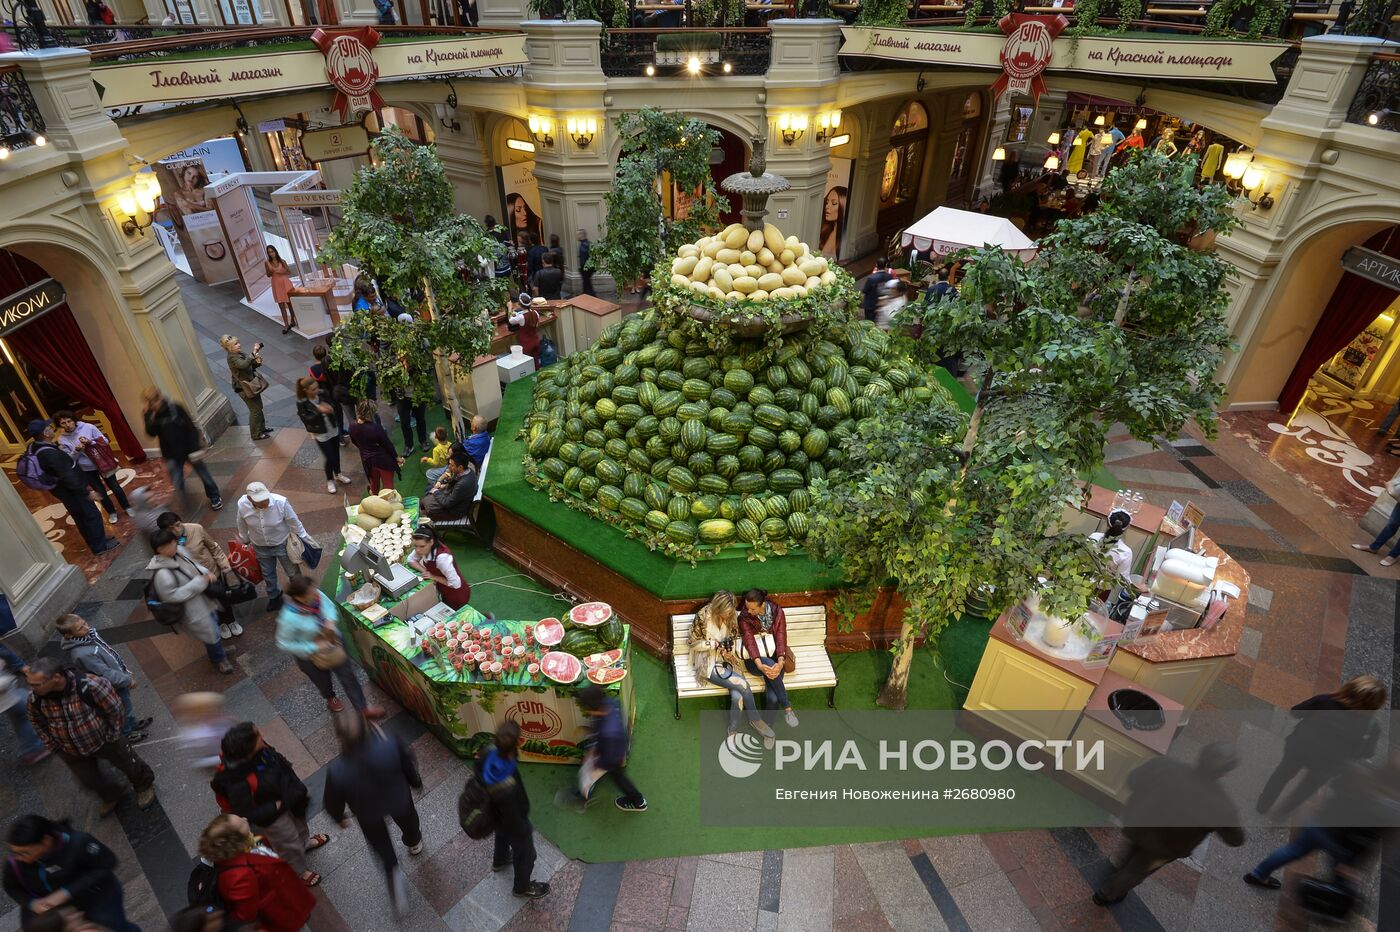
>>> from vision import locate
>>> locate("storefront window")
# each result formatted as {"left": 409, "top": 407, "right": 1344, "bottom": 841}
{"left": 1010, "top": 105, "right": 1034, "bottom": 143}
{"left": 367, "top": 108, "right": 435, "bottom": 145}
{"left": 882, "top": 102, "right": 929, "bottom": 210}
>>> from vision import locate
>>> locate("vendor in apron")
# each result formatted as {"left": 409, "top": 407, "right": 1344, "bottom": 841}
{"left": 507, "top": 292, "right": 543, "bottom": 362}
{"left": 408, "top": 525, "right": 471, "bottom": 609}
{"left": 1090, "top": 508, "right": 1136, "bottom": 614}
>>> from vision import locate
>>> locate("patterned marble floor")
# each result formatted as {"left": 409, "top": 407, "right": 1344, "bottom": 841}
{"left": 1, "top": 276, "right": 1396, "bottom": 931}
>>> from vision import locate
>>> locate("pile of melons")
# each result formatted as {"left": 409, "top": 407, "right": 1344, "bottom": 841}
{"left": 670, "top": 222, "right": 838, "bottom": 303}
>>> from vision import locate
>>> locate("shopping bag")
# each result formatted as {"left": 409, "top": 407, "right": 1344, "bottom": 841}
{"left": 579, "top": 751, "right": 606, "bottom": 801}
{"left": 301, "top": 539, "right": 324, "bottom": 570}
{"left": 228, "top": 541, "right": 263, "bottom": 584}
{"left": 86, "top": 439, "right": 120, "bottom": 475}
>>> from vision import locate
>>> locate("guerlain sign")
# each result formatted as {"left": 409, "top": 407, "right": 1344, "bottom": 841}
{"left": 0, "top": 278, "right": 65, "bottom": 338}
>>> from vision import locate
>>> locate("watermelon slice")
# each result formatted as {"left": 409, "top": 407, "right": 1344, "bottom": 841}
{"left": 540, "top": 651, "right": 583, "bottom": 684}
{"left": 587, "top": 666, "right": 628, "bottom": 685}
{"left": 534, "top": 617, "right": 565, "bottom": 646}
{"left": 569, "top": 602, "right": 613, "bottom": 628}
{"left": 584, "top": 649, "right": 624, "bottom": 670}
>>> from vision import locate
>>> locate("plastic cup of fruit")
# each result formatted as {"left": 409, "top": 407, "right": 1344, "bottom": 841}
{"left": 513, "top": 645, "right": 526, "bottom": 657}
{"left": 491, "top": 662, "right": 503, "bottom": 675}
{"left": 528, "top": 663, "right": 540, "bottom": 676}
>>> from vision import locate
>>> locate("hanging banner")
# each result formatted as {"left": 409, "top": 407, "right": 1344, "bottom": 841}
{"left": 991, "top": 13, "right": 1068, "bottom": 104}
{"left": 162, "top": 137, "right": 248, "bottom": 180}
{"left": 838, "top": 27, "right": 1288, "bottom": 84}
{"left": 498, "top": 161, "right": 543, "bottom": 249}
{"left": 312, "top": 27, "right": 384, "bottom": 122}
{"left": 91, "top": 33, "right": 528, "bottom": 108}
{"left": 820, "top": 157, "right": 852, "bottom": 259}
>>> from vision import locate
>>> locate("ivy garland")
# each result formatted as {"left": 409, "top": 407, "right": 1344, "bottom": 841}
{"left": 855, "top": 0, "right": 911, "bottom": 27}
{"left": 1203, "top": 0, "right": 1288, "bottom": 39}
{"left": 961, "top": 0, "right": 1014, "bottom": 29}
{"left": 647, "top": 265, "right": 860, "bottom": 348}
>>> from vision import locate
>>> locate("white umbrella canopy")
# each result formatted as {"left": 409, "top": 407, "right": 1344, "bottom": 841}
{"left": 899, "top": 206, "right": 1038, "bottom": 261}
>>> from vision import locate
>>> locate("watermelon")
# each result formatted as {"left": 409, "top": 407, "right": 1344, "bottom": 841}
{"left": 723, "top": 369, "right": 754, "bottom": 394}
{"left": 587, "top": 667, "right": 628, "bottom": 685}
{"left": 583, "top": 648, "right": 624, "bottom": 669}
{"left": 542, "top": 650, "right": 584, "bottom": 683}
{"left": 736, "top": 518, "right": 761, "bottom": 543}
{"left": 667, "top": 495, "right": 691, "bottom": 522}
{"left": 787, "top": 513, "right": 809, "bottom": 539}
{"left": 570, "top": 602, "right": 614, "bottom": 627}
{"left": 645, "top": 509, "right": 672, "bottom": 531}
{"left": 666, "top": 520, "right": 698, "bottom": 544}
{"left": 598, "top": 616, "right": 624, "bottom": 650}
{"left": 534, "top": 617, "right": 565, "bottom": 647}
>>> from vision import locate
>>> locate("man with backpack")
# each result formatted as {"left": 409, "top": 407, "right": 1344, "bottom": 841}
{"left": 57, "top": 613, "right": 152, "bottom": 744}
{"left": 24, "top": 656, "right": 156, "bottom": 815}
{"left": 459, "top": 721, "right": 549, "bottom": 899}
{"left": 20, "top": 420, "right": 117, "bottom": 555}
{"left": 211, "top": 721, "right": 330, "bottom": 887}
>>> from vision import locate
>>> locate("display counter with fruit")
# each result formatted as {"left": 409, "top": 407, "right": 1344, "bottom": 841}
{"left": 337, "top": 575, "right": 635, "bottom": 763}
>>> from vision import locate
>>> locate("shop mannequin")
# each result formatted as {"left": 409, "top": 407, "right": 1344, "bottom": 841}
{"left": 1117, "top": 129, "right": 1146, "bottom": 157}
{"left": 1094, "top": 124, "right": 1124, "bottom": 178}
{"left": 1200, "top": 142, "right": 1224, "bottom": 181}
{"left": 1154, "top": 127, "right": 1179, "bottom": 158}
{"left": 1066, "top": 125, "right": 1094, "bottom": 175}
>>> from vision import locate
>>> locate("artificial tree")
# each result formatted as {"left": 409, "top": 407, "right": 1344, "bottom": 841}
{"left": 806, "top": 151, "right": 1238, "bottom": 709}
{"left": 320, "top": 128, "right": 508, "bottom": 432}
{"left": 590, "top": 108, "right": 728, "bottom": 292}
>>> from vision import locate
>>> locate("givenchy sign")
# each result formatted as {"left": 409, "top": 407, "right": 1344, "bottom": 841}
{"left": 0, "top": 278, "right": 65, "bottom": 338}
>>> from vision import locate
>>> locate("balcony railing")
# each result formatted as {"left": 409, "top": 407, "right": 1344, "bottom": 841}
{"left": 0, "top": 63, "right": 47, "bottom": 155}
{"left": 1346, "top": 51, "right": 1399, "bottom": 131}
{"left": 601, "top": 27, "right": 772, "bottom": 76}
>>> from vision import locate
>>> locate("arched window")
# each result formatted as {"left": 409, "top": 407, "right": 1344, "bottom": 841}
{"left": 883, "top": 102, "right": 930, "bottom": 209}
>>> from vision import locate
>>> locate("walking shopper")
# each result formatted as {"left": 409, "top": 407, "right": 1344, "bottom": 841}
{"left": 0, "top": 643, "right": 48, "bottom": 766}
{"left": 127, "top": 486, "right": 167, "bottom": 543}
{"left": 276, "top": 575, "right": 384, "bottom": 716}
{"left": 53, "top": 411, "right": 128, "bottom": 525}
{"left": 264, "top": 246, "right": 299, "bottom": 335}
{"left": 1353, "top": 473, "right": 1400, "bottom": 565}
{"left": 1255, "top": 674, "right": 1386, "bottom": 816}
{"left": 860, "top": 257, "right": 893, "bottom": 323}
{"left": 531, "top": 252, "right": 564, "bottom": 301}
{"left": 220, "top": 335, "right": 271, "bottom": 441}
{"left": 156, "top": 511, "right": 243, "bottom": 638}
{"left": 211, "top": 722, "right": 329, "bottom": 886}
{"left": 311, "top": 344, "right": 353, "bottom": 444}
{"left": 236, "top": 482, "right": 311, "bottom": 613}
{"left": 25, "top": 657, "right": 157, "bottom": 814}
{"left": 478, "top": 721, "right": 550, "bottom": 899}
{"left": 296, "top": 377, "right": 353, "bottom": 494}
{"left": 577, "top": 229, "right": 595, "bottom": 296}
{"left": 738, "top": 588, "right": 798, "bottom": 727}
{"left": 4, "top": 814, "right": 138, "bottom": 931}
{"left": 194, "top": 814, "right": 317, "bottom": 931}
{"left": 22, "top": 420, "right": 117, "bottom": 555}
{"left": 1093, "top": 743, "right": 1243, "bottom": 906}
{"left": 577, "top": 684, "right": 647, "bottom": 812}
{"left": 349, "top": 401, "right": 402, "bottom": 494}
{"left": 324, "top": 712, "right": 424, "bottom": 914}
{"left": 141, "top": 388, "right": 223, "bottom": 509}
{"left": 147, "top": 528, "right": 235, "bottom": 673}
{"left": 56, "top": 614, "right": 151, "bottom": 742}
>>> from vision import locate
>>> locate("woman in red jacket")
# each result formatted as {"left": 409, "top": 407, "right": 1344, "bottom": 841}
{"left": 738, "top": 588, "right": 798, "bottom": 728}
{"left": 196, "top": 814, "right": 316, "bottom": 932}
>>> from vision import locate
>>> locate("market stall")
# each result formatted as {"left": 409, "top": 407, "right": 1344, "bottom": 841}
{"left": 900, "top": 206, "right": 1039, "bottom": 262}
{"left": 334, "top": 492, "right": 634, "bottom": 763}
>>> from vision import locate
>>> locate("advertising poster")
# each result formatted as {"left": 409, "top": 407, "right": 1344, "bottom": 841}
{"left": 214, "top": 186, "right": 269, "bottom": 302}
{"left": 163, "top": 137, "right": 247, "bottom": 181}
{"left": 820, "top": 157, "right": 853, "bottom": 259}
{"left": 184, "top": 211, "right": 238, "bottom": 285}
{"left": 498, "top": 161, "right": 543, "bottom": 249}
{"left": 154, "top": 156, "right": 214, "bottom": 228}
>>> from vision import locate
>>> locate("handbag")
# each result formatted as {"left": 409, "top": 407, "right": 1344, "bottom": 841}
{"left": 309, "top": 633, "right": 347, "bottom": 670}
{"left": 86, "top": 438, "right": 119, "bottom": 476}
{"left": 235, "top": 373, "right": 269, "bottom": 398}
{"left": 228, "top": 541, "right": 263, "bottom": 584}
{"left": 300, "top": 539, "right": 324, "bottom": 570}
{"left": 207, "top": 577, "right": 257, "bottom": 604}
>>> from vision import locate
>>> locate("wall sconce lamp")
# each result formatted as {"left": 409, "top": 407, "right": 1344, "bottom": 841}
{"left": 117, "top": 174, "right": 161, "bottom": 236}
{"left": 1367, "top": 109, "right": 1398, "bottom": 128}
{"left": 686, "top": 56, "right": 702, "bottom": 75}
{"left": 777, "top": 113, "right": 807, "bottom": 146}
{"left": 827, "top": 133, "right": 850, "bottom": 148}
{"left": 1044, "top": 153, "right": 1060, "bottom": 170}
{"left": 1222, "top": 149, "right": 1251, "bottom": 181}
{"left": 815, "top": 109, "right": 842, "bottom": 143}
{"left": 0, "top": 130, "right": 45, "bottom": 161}
{"left": 506, "top": 137, "right": 536, "bottom": 154}
{"left": 440, "top": 84, "right": 461, "bottom": 133}
{"left": 1047, "top": 131, "right": 1061, "bottom": 146}
{"left": 991, "top": 146, "right": 1007, "bottom": 161}
{"left": 566, "top": 117, "right": 597, "bottom": 149}
{"left": 1241, "top": 165, "right": 1274, "bottom": 210}
{"left": 527, "top": 114, "right": 554, "bottom": 148}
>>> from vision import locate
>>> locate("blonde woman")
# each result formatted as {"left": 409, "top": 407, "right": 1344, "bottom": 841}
{"left": 220, "top": 335, "right": 269, "bottom": 441}
{"left": 196, "top": 814, "right": 315, "bottom": 930}
{"left": 689, "top": 590, "right": 775, "bottom": 746}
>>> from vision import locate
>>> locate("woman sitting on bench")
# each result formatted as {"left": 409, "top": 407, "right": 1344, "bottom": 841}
{"left": 689, "top": 590, "right": 776, "bottom": 747}
{"left": 739, "top": 589, "right": 798, "bottom": 728}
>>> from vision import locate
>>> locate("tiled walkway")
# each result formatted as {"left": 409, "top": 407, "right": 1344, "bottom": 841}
{"left": 1, "top": 275, "right": 1396, "bottom": 931}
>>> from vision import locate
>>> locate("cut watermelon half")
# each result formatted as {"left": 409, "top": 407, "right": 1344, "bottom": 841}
{"left": 534, "top": 618, "right": 565, "bottom": 646}
{"left": 540, "top": 650, "right": 583, "bottom": 684}
{"left": 587, "top": 666, "right": 628, "bottom": 685}
{"left": 569, "top": 601, "right": 613, "bottom": 628}
{"left": 583, "top": 648, "right": 623, "bottom": 670}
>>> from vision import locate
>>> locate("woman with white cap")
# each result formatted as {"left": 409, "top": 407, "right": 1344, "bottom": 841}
{"left": 506, "top": 292, "right": 543, "bottom": 362}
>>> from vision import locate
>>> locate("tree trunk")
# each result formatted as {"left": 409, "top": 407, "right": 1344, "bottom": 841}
{"left": 422, "top": 277, "right": 467, "bottom": 437}
{"left": 876, "top": 619, "right": 917, "bottom": 710}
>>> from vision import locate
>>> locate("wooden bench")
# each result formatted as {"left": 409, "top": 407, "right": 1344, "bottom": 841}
{"left": 669, "top": 605, "right": 838, "bottom": 719}
{"left": 424, "top": 447, "right": 490, "bottom": 544}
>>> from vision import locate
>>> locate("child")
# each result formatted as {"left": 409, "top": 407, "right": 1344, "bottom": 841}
{"left": 174, "top": 691, "right": 235, "bottom": 770}
{"left": 422, "top": 427, "right": 453, "bottom": 486}
{"left": 56, "top": 614, "right": 151, "bottom": 743}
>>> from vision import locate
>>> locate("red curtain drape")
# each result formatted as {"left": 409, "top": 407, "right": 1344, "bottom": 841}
{"left": 8, "top": 305, "right": 147, "bottom": 464}
{"left": 1278, "top": 228, "right": 1400, "bottom": 414}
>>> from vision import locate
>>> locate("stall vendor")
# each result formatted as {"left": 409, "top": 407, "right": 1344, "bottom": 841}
{"left": 408, "top": 525, "right": 471, "bottom": 609}
{"left": 1089, "top": 508, "right": 1136, "bottom": 609}
{"left": 506, "top": 292, "right": 543, "bottom": 362}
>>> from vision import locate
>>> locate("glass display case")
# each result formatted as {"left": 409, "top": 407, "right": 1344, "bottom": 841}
{"left": 1319, "top": 306, "right": 1398, "bottom": 396}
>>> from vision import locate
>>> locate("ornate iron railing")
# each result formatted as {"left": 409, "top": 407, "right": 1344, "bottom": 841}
{"left": 601, "top": 27, "right": 772, "bottom": 76}
{"left": 0, "top": 63, "right": 47, "bottom": 154}
{"left": 1346, "top": 51, "right": 1399, "bottom": 131}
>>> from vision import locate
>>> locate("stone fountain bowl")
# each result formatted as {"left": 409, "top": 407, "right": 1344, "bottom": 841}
{"left": 682, "top": 295, "right": 848, "bottom": 337}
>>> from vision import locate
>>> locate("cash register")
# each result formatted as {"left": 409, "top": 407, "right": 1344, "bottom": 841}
{"left": 341, "top": 541, "right": 420, "bottom": 600}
